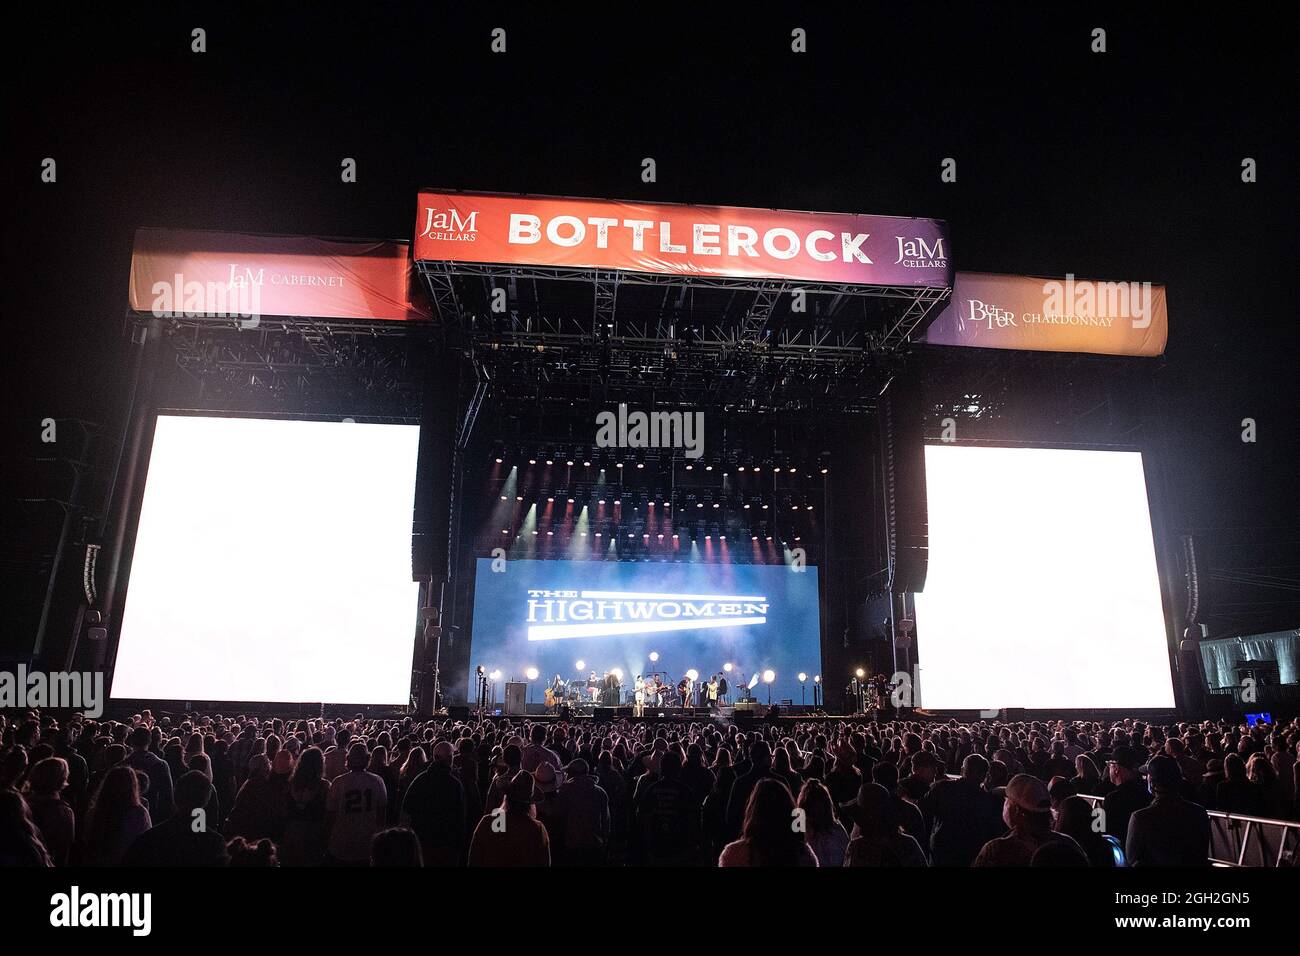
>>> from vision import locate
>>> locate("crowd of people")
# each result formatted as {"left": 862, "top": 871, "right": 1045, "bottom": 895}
{"left": 1, "top": 708, "right": 1296, "bottom": 867}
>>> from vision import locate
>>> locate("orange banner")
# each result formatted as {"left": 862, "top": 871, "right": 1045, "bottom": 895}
{"left": 129, "top": 228, "right": 428, "bottom": 322}
{"left": 922, "top": 272, "right": 1167, "bottom": 356}
{"left": 413, "top": 190, "right": 951, "bottom": 288}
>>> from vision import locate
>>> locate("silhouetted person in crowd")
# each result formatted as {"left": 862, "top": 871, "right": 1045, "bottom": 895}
{"left": 125, "top": 726, "right": 173, "bottom": 822}
{"left": 973, "top": 774, "right": 1082, "bottom": 867}
{"left": 1125, "top": 755, "right": 1210, "bottom": 866}
{"left": 719, "top": 778, "right": 816, "bottom": 866}
{"left": 469, "top": 770, "right": 550, "bottom": 866}
{"left": 842, "top": 782, "right": 927, "bottom": 867}
{"left": 83, "top": 765, "right": 152, "bottom": 866}
{"left": 402, "top": 740, "right": 465, "bottom": 865}
{"left": 922, "top": 753, "right": 999, "bottom": 867}
{"left": 123, "top": 770, "right": 230, "bottom": 866}
{"left": 1102, "top": 745, "right": 1151, "bottom": 841}
{"left": 371, "top": 826, "right": 424, "bottom": 867}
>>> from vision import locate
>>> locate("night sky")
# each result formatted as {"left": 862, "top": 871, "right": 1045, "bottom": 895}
{"left": 4, "top": 5, "right": 1297, "bottom": 651}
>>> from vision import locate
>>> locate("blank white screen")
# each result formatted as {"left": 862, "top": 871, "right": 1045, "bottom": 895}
{"left": 112, "top": 416, "right": 420, "bottom": 704}
{"left": 913, "top": 445, "right": 1174, "bottom": 709}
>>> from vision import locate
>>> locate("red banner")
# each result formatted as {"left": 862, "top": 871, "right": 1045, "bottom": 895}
{"left": 922, "top": 271, "right": 1167, "bottom": 356}
{"left": 129, "top": 228, "right": 428, "bottom": 322}
{"left": 413, "top": 190, "right": 951, "bottom": 288}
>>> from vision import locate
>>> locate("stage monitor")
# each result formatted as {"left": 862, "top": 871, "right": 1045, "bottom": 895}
{"left": 111, "top": 415, "right": 421, "bottom": 704}
{"left": 469, "top": 559, "right": 821, "bottom": 705}
{"left": 913, "top": 445, "right": 1175, "bottom": 710}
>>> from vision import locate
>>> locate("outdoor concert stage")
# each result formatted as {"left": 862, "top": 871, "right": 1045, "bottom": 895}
{"left": 92, "top": 189, "right": 1192, "bottom": 723}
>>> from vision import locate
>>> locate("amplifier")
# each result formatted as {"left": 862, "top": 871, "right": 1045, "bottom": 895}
{"left": 504, "top": 682, "right": 527, "bottom": 716}
{"left": 733, "top": 700, "right": 760, "bottom": 714}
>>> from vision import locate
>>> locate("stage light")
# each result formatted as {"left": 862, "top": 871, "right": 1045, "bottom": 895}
{"left": 576, "top": 660, "right": 585, "bottom": 670}
{"left": 753, "top": 466, "right": 761, "bottom": 472}
{"left": 663, "top": 502, "right": 670, "bottom": 509}
{"left": 500, "top": 495, "right": 507, "bottom": 500}
{"left": 546, "top": 459, "right": 553, "bottom": 466}
{"left": 614, "top": 499, "right": 621, "bottom": 506}
{"left": 712, "top": 502, "right": 720, "bottom": 509}
{"left": 723, "top": 662, "right": 733, "bottom": 672}
{"left": 686, "top": 669, "right": 699, "bottom": 681}
{"left": 636, "top": 462, "right": 644, "bottom": 469}
{"left": 748, "top": 674, "right": 759, "bottom": 690}
{"left": 762, "top": 504, "right": 769, "bottom": 510}
{"left": 789, "top": 467, "right": 797, "bottom": 473}
{"left": 773, "top": 466, "right": 781, "bottom": 473}
{"left": 794, "top": 536, "right": 801, "bottom": 542}
{"left": 766, "top": 535, "right": 772, "bottom": 541}
{"left": 495, "top": 457, "right": 503, "bottom": 464}
{"left": 751, "top": 535, "right": 758, "bottom": 541}
{"left": 685, "top": 464, "right": 693, "bottom": 470}
{"left": 525, "top": 667, "right": 540, "bottom": 681}
{"left": 611, "top": 668, "right": 623, "bottom": 680}
{"left": 657, "top": 533, "right": 664, "bottom": 539}
{"left": 501, "top": 529, "right": 508, "bottom": 534}
{"left": 529, "top": 458, "right": 536, "bottom": 465}
{"left": 532, "top": 530, "right": 538, "bottom": 536}
{"left": 806, "top": 505, "right": 813, "bottom": 511}
{"left": 820, "top": 467, "right": 828, "bottom": 474}
{"left": 719, "top": 535, "right": 726, "bottom": 541}
{"left": 855, "top": 668, "right": 865, "bottom": 678}
{"left": 490, "top": 669, "right": 502, "bottom": 681}
{"left": 547, "top": 497, "right": 554, "bottom": 503}
{"left": 814, "top": 675, "right": 820, "bottom": 684}
{"left": 763, "top": 669, "right": 775, "bottom": 683}
{"left": 672, "top": 532, "right": 678, "bottom": 538}
{"left": 649, "top": 652, "right": 660, "bottom": 662}
{"left": 738, "top": 465, "right": 746, "bottom": 472}
{"left": 580, "top": 531, "right": 587, "bottom": 537}
{"left": 595, "top": 532, "right": 602, "bottom": 537}
{"left": 792, "top": 504, "right": 799, "bottom": 510}
{"left": 696, "top": 502, "right": 703, "bottom": 508}
{"left": 705, "top": 534, "right": 711, "bottom": 540}
{"left": 599, "top": 499, "right": 606, "bottom": 505}
{"left": 705, "top": 464, "right": 713, "bottom": 471}
{"left": 583, "top": 460, "right": 591, "bottom": 467}
{"left": 568, "top": 498, "right": 575, "bottom": 504}
{"left": 743, "top": 503, "right": 750, "bottom": 509}
{"left": 566, "top": 459, "right": 574, "bottom": 466}
{"left": 616, "top": 462, "right": 624, "bottom": 469}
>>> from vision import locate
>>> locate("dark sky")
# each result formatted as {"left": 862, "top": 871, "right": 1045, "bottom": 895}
{"left": 4, "top": 5, "right": 1297, "bottom": 637}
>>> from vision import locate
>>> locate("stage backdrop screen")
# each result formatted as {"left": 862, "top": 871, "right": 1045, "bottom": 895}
{"left": 469, "top": 559, "right": 821, "bottom": 705}
{"left": 111, "top": 415, "right": 420, "bottom": 704}
{"left": 914, "top": 445, "right": 1174, "bottom": 710}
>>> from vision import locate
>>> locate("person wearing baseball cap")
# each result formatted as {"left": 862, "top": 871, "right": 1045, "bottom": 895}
{"left": 1102, "top": 745, "right": 1152, "bottom": 843}
{"left": 972, "top": 773, "right": 1084, "bottom": 867}
{"left": 1124, "top": 755, "right": 1211, "bottom": 866}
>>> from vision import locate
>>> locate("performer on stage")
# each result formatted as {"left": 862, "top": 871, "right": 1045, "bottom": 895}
{"left": 707, "top": 674, "right": 719, "bottom": 710}
{"left": 633, "top": 675, "right": 645, "bottom": 716}
{"left": 678, "top": 675, "right": 692, "bottom": 708}
{"left": 717, "top": 672, "right": 728, "bottom": 705}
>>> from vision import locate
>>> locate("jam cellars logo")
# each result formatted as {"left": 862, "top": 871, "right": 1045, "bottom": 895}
{"left": 419, "top": 206, "right": 479, "bottom": 242}
{"left": 894, "top": 235, "right": 947, "bottom": 269}
{"left": 525, "top": 590, "right": 768, "bottom": 641}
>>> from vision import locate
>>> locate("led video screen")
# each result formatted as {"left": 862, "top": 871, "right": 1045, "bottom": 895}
{"left": 913, "top": 445, "right": 1175, "bottom": 710}
{"left": 111, "top": 415, "right": 421, "bottom": 704}
{"left": 469, "top": 559, "right": 821, "bottom": 705}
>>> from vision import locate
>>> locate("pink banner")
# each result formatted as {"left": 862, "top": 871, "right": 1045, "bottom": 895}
{"left": 414, "top": 190, "right": 951, "bottom": 288}
{"left": 129, "top": 228, "right": 428, "bottom": 322}
{"left": 922, "top": 272, "right": 1167, "bottom": 356}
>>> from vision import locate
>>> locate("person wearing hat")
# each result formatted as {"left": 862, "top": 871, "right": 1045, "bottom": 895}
{"left": 972, "top": 773, "right": 1084, "bottom": 867}
{"left": 553, "top": 757, "right": 610, "bottom": 866}
{"left": 468, "top": 770, "right": 551, "bottom": 867}
{"left": 1102, "top": 745, "right": 1152, "bottom": 842}
{"left": 842, "top": 782, "right": 927, "bottom": 867}
{"left": 1124, "top": 754, "right": 1211, "bottom": 867}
